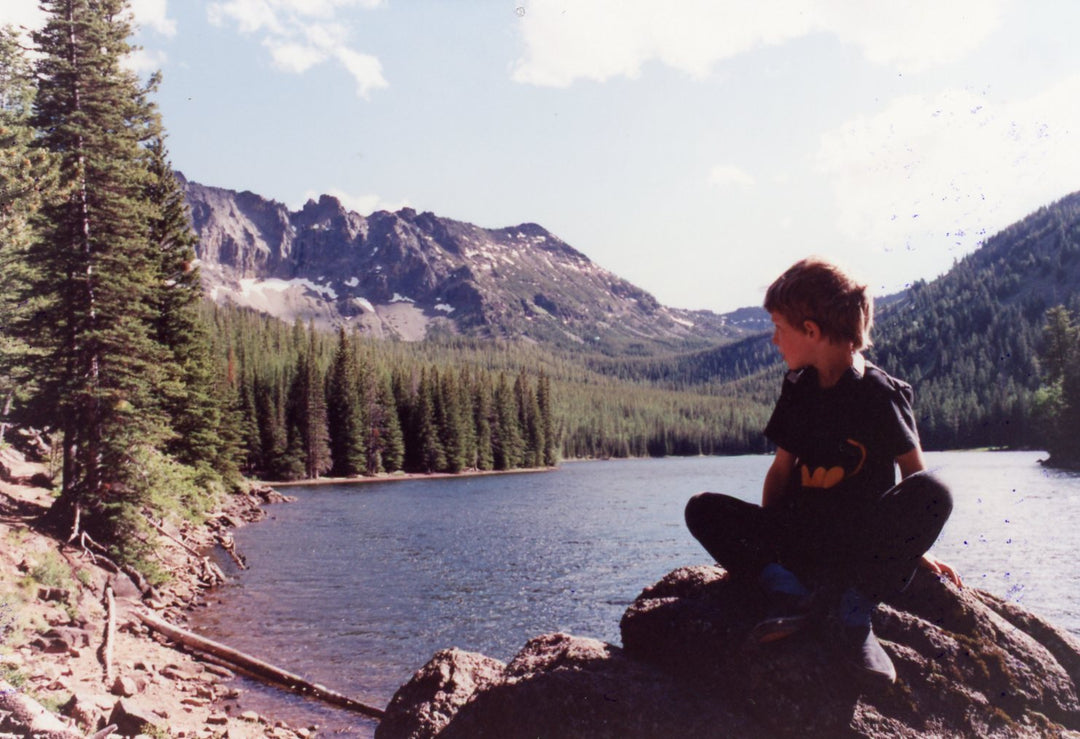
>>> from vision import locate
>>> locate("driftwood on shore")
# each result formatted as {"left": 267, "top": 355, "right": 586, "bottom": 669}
{"left": 135, "top": 608, "right": 386, "bottom": 720}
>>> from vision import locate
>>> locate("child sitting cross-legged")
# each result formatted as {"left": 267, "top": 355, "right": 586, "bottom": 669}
{"left": 685, "top": 257, "right": 961, "bottom": 684}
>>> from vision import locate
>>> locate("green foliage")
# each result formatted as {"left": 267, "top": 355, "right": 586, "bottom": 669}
{"left": 25, "top": 0, "right": 175, "bottom": 546}
{"left": 0, "top": 25, "right": 56, "bottom": 432}
{"left": 26, "top": 549, "right": 72, "bottom": 590}
{"left": 1033, "top": 305, "right": 1080, "bottom": 466}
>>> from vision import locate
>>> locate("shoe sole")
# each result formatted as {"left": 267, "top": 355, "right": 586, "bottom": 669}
{"left": 752, "top": 614, "right": 809, "bottom": 644}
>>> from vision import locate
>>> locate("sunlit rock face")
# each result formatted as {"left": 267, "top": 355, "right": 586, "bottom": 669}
{"left": 181, "top": 174, "right": 749, "bottom": 350}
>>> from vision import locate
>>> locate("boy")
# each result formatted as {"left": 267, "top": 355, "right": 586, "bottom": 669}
{"left": 685, "top": 257, "right": 960, "bottom": 684}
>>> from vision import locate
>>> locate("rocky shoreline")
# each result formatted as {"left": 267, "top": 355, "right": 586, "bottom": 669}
{"left": 0, "top": 448, "right": 321, "bottom": 738}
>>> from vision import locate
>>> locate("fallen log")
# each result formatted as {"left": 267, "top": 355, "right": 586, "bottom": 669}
{"left": 101, "top": 585, "right": 116, "bottom": 684}
{"left": 134, "top": 609, "right": 385, "bottom": 720}
{"left": 0, "top": 678, "right": 81, "bottom": 738}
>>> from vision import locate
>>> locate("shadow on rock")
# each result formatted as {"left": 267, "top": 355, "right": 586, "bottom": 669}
{"left": 377, "top": 565, "right": 1080, "bottom": 738}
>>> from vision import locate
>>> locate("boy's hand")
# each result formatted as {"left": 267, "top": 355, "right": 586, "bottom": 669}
{"left": 920, "top": 552, "right": 963, "bottom": 587}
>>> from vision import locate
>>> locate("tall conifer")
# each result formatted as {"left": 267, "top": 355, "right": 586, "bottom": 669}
{"left": 373, "top": 372, "right": 404, "bottom": 473}
{"left": 145, "top": 135, "right": 232, "bottom": 481}
{"left": 28, "top": 0, "right": 172, "bottom": 542}
{"left": 327, "top": 326, "right": 365, "bottom": 477}
{"left": 0, "top": 26, "right": 54, "bottom": 437}
{"left": 285, "top": 326, "right": 331, "bottom": 479}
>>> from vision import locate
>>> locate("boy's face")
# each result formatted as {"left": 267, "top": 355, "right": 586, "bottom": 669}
{"left": 770, "top": 312, "right": 817, "bottom": 370}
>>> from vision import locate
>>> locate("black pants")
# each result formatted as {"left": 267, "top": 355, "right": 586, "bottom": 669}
{"left": 684, "top": 471, "right": 953, "bottom": 600}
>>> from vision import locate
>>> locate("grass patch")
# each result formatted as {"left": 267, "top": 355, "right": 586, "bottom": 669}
{"left": 27, "top": 549, "right": 73, "bottom": 591}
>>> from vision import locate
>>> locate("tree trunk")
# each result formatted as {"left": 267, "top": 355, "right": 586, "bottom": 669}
{"left": 135, "top": 609, "right": 385, "bottom": 720}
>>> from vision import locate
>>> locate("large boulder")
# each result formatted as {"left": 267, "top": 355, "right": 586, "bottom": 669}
{"left": 378, "top": 566, "right": 1080, "bottom": 738}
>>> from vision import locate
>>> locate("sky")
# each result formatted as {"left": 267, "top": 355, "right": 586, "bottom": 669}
{"left": 3, "top": 1, "right": 1080, "bottom": 314}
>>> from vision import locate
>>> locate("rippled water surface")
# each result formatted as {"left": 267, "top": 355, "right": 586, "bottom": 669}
{"left": 191, "top": 451, "right": 1080, "bottom": 735}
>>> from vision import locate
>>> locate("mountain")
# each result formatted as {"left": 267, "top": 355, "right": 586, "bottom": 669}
{"left": 181, "top": 175, "right": 748, "bottom": 354}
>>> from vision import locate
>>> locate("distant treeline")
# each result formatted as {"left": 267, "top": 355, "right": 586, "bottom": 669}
{"left": 206, "top": 304, "right": 775, "bottom": 476}
{"left": 210, "top": 308, "right": 558, "bottom": 480}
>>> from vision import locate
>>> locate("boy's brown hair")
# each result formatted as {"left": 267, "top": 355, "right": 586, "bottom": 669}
{"left": 764, "top": 257, "right": 873, "bottom": 350}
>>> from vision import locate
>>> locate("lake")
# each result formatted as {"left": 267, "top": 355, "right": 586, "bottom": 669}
{"left": 191, "top": 451, "right": 1080, "bottom": 735}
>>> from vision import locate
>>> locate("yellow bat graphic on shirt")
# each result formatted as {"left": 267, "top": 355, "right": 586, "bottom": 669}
{"left": 799, "top": 438, "right": 867, "bottom": 489}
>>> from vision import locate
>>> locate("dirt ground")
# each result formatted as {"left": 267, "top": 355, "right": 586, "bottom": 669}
{"left": 0, "top": 451, "right": 320, "bottom": 738}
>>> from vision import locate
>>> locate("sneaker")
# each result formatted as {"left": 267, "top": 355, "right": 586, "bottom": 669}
{"left": 838, "top": 624, "right": 897, "bottom": 685}
{"left": 752, "top": 592, "right": 813, "bottom": 644}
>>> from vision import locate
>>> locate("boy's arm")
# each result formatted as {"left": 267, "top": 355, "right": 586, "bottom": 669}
{"left": 762, "top": 447, "right": 796, "bottom": 508}
{"left": 897, "top": 446, "right": 964, "bottom": 587}
{"left": 896, "top": 446, "right": 926, "bottom": 478}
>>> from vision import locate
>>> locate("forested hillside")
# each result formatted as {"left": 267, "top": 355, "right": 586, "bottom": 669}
{"left": 578, "top": 192, "right": 1080, "bottom": 452}
{"left": 869, "top": 193, "right": 1080, "bottom": 449}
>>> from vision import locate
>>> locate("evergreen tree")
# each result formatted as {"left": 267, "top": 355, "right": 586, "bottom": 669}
{"left": 455, "top": 368, "right": 478, "bottom": 469}
{"left": 253, "top": 374, "right": 286, "bottom": 477}
{"left": 285, "top": 328, "right": 332, "bottom": 479}
{"left": 1035, "top": 306, "right": 1080, "bottom": 465}
{"left": 27, "top": 0, "right": 174, "bottom": 544}
{"left": 473, "top": 371, "right": 495, "bottom": 471}
{"left": 145, "top": 134, "right": 232, "bottom": 482}
{"left": 515, "top": 369, "right": 543, "bottom": 467}
{"left": 370, "top": 371, "right": 404, "bottom": 473}
{"left": 326, "top": 326, "right": 366, "bottom": 477}
{"left": 414, "top": 366, "right": 446, "bottom": 472}
{"left": 437, "top": 369, "right": 467, "bottom": 473}
{"left": 536, "top": 370, "right": 558, "bottom": 466}
{"left": 0, "top": 26, "right": 55, "bottom": 438}
{"left": 492, "top": 372, "right": 523, "bottom": 470}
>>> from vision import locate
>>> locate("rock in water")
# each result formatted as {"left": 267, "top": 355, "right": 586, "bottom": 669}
{"left": 377, "top": 566, "right": 1080, "bottom": 738}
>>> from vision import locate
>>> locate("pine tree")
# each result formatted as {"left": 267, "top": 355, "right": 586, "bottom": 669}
{"left": 28, "top": 0, "right": 174, "bottom": 544}
{"left": 326, "top": 326, "right": 365, "bottom": 476}
{"left": 145, "top": 134, "right": 232, "bottom": 483}
{"left": 473, "top": 371, "right": 495, "bottom": 471}
{"left": 437, "top": 369, "right": 467, "bottom": 473}
{"left": 253, "top": 374, "right": 286, "bottom": 477}
{"left": 492, "top": 372, "right": 523, "bottom": 470}
{"left": 515, "top": 369, "right": 543, "bottom": 468}
{"left": 285, "top": 328, "right": 332, "bottom": 479}
{"left": 373, "top": 371, "right": 405, "bottom": 473}
{"left": 0, "top": 25, "right": 55, "bottom": 438}
{"left": 414, "top": 366, "right": 446, "bottom": 473}
{"left": 536, "top": 370, "right": 558, "bottom": 466}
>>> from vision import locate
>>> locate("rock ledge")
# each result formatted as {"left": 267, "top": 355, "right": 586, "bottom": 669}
{"left": 377, "top": 566, "right": 1080, "bottom": 738}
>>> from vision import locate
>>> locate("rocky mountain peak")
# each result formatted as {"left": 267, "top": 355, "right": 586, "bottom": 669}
{"left": 182, "top": 176, "right": 745, "bottom": 351}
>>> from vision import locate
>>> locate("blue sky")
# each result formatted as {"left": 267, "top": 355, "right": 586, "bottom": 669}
{"left": 4, "top": 1, "right": 1080, "bottom": 313}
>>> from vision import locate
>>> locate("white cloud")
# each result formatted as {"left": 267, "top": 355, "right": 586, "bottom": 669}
{"left": 0, "top": 1, "right": 178, "bottom": 36}
{"left": 122, "top": 46, "right": 169, "bottom": 75}
{"left": 265, "top": 39, "right": 328, "bottom": 73}
{"left": 708, "top": 164, "right": 755, "bottom": 189}
{"left": 334, "top": 47, "right": 387, "bottom": 99}
{"left": 512, "top": 0, "right": 1004, "bottom": 87}
{"left": 129, "top": 0, "right": 177, "bottom": 37}
{"left": 207, "top": 0, "right": 387, "bottom": 98}
{"left": 301, "top": 188, "right": 409, "bottom": 215}
{"left": 207, "top": 0, "right": 283, "bottom": 34}
{"left": 816, "top": 75, "right": 1080, "bottom": 260}
{"left": 0, "top": 2, "right": 45, "bottom": 32}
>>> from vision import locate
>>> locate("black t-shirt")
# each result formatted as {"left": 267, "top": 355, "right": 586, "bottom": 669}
{"left": 764, "top": 362, "right": 919, "bottom": 509}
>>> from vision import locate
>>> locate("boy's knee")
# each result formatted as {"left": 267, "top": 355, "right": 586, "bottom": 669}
{"left": 685, "top": 492, "right": 709, "bottom": 531}
{"left": 901, "top": 471, "right": 953, "bottom": 522}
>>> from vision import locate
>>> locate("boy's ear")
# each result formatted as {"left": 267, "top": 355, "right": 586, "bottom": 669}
{"left": 802, "top": 320, "right": 821, "bottom": 339}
